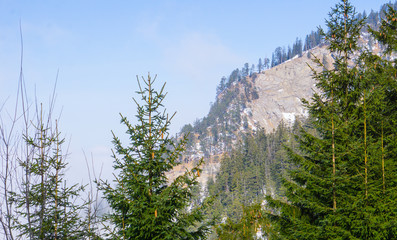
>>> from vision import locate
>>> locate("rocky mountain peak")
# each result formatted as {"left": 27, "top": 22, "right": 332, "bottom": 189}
{"left": 247, "top": 45, "right": 331, "bottom": 133}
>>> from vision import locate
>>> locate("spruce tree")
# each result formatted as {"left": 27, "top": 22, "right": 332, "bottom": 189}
{"left": 99, "top": 74, "right": 213, "bottom": 239}
{"left": 216, "top": 203, "right": 268, "bottom": 240}
{"left": 264, "top": 0, "right": 386, "bottom": 239}
{"left": 363, "top": 4, "right": 397, "bottom": 238}
{"left": 9, "top": 105, "right": 90, "bottom": 239}
{"left": 266, "top": 1, "right": 397, "bottom": 239}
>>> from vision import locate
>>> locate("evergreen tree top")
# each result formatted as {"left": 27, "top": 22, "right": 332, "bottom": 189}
{"left": 99, "top": 74, "right": 214, "bottom": 239}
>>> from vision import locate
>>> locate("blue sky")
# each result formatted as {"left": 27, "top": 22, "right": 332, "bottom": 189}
{"left": 0, "top": 0, "right": 390, "bottom": 181}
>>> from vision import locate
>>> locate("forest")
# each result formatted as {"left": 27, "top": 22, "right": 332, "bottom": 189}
{"left": 209, "top": 1, "right": 397, "bottom": 239}
{"left": 1, "top": 0, "right": 397, "bottom": 239}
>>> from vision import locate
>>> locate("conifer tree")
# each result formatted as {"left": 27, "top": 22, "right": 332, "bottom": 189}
{"left": 371, "top": 4, "right": 397, "bottom": 55}
{"left": 216, "top": 203, "right": 268, "bottom": 240}
{"left": 257, "top": 58, "right": 263, "bottom": 73}
{"left": 99, "top": 74, "right": 213, "bottom": 239}
{"left": 263, "top": 0, "right": 390, "bottom": 239}
{"left": 9, "top": 105, "right": 91, "bottom": 239}
{"left": 362, "top": 4, "right": 397, "bottom": 238}
{"left": 266, "top": 1, "right": 397, "bottom": 239}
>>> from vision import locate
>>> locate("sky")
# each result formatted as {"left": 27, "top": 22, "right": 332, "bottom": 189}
{"left": 0, "top": 0, "right": 391, "bottom": 182}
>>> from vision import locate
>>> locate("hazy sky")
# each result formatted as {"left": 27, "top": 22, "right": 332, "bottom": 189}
{"left": 0, "top": 0, "right": 390, "bottom": 182}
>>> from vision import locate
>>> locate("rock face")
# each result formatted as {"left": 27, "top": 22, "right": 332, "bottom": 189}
{"left": 168, "top": 45, "right": 333, "bottom": 187}
{"left": 248, "top": 45, "right": 331, "bottom": 133}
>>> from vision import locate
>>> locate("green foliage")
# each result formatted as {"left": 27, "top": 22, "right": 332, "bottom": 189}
{"left": 205, "top": 122, "right": 305, "bottom": 239}
{"left": 98, "top": 74, "right": 213, "bottom": 239}
{"left": 9, "top": 107, "right": 91, "bottom": 239}
{"left": 266, "top": 1, "right": 397, "bottom": 239}
{"left": 180, "top": 124, "right": 195, "bottom": 149}
{"left": 370, "top": 4, "right": 397, "bottom": 55}
{"left": 208, "top": 131, "right": 266, "bottom": 221}
{"left": 363, "top": 2, "right": 397, "bottom": 31}
{"left": 216, "top": 204, "right": 269, "bottom": 240}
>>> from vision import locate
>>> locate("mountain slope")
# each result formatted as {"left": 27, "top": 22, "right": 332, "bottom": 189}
{"left": 246, "top": 45, "right": 331, "bottom": 132}
{"left": 168, "top": 1, "right": 393, "bottom": 189}
{"left": 168, "top": 45, "right": 331, "bottom": 188}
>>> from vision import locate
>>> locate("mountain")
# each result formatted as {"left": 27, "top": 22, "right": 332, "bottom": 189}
{"left": 168, "top": 45, "right": 328, "bottom": 189}
{"left": 168, "top": 2, "right": 395, "bottom": 195}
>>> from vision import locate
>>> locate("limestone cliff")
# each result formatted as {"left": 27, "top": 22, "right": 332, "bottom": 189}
{"left": 246, "top": 45, "right": 331, "bottom": 132}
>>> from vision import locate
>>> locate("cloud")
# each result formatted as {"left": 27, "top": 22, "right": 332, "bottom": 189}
{"left": 162, "top": 32, "right": 242, "bottom": 83}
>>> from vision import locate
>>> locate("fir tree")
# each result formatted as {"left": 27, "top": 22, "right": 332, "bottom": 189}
{"left": 99, "top": 74, "right": 213, "bottom": 239}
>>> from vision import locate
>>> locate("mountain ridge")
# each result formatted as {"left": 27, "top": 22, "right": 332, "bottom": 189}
{"left": 168, "top": 45, "right": 327, "bottom": 188}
